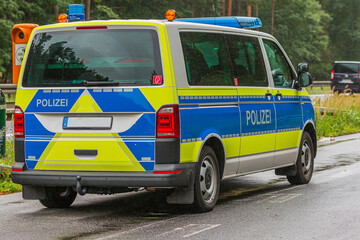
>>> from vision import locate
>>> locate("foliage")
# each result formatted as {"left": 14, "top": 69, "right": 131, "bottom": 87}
{"left": 0, "top": 171, "right": 22, "bottom": 194}
{"left": 258, "top": 0, "right": 331, "bottom": 80}
{"left": 0, "top": 0, "right": 359, "bottom": 81}
{"left": 0, "top": 125, "right": 21, "bottom": 194}
{"left": 313, "top": 93, "right": 360, "bottom": 138}
{"left": 306, "top": 86, "right": 331, "bottom": 95}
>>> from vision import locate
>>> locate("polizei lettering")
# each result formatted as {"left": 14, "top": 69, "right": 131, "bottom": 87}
{"left": 36, "top": 99, "right": 68, "bottom": 107}
{"left": 246, "top": 110, "right": 271, "bottom": 126}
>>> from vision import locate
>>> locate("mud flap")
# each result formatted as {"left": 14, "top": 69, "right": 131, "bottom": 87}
{"left": 23, "top": 185, "right": 46, "bottom": 200}
{"left": 166, "top": 169, "right": 195, "bottom": 204}
{"left": 275, "top": 165, "right": 297, "bottom": 176}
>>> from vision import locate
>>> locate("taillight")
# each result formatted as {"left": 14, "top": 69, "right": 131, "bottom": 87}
{"left": 11, "top": 168, "right": 23, "bottom": 172}
{"left": 156, "top": 105, "right": 180, "bottom": 138}
{"left": 14, "top": 106, "right": 24, "bottom": 138}
{"left": 331, "top": 70, "right": 335, "bottom": 81}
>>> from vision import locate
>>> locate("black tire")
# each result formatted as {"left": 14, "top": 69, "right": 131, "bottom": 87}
{"left": 39, "top": 187, "right": 77, "bottom": 208}
{"left": 193, "top": 146, "right": 220, "bottom": 212}
{"left": 287, "top": 132, "right": 314, "bottom": 185}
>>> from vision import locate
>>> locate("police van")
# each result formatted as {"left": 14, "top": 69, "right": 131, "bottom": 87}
{"left": 11, "top": 6, "right": 316, "bottom": 212}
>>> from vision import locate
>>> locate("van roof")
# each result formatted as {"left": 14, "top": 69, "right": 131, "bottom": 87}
{"left": 34, "top": 19, "right": 275, "bottom": 39}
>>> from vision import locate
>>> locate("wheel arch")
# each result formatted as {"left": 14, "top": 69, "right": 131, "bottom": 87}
{"left": 197, "top": 134, "right": 226, "bottom": 179}
{"left": 302, "top": 120, "right": 317, "bottom": 158}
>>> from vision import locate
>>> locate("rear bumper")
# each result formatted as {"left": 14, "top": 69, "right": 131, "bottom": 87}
{"left": 331, "top": 83, "right": 360, "bottom": 92}
{"left": 11, "top": 162, "right": 197, "bottom": 188}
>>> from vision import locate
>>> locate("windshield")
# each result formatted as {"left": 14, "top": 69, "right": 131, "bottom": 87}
{"left": 334, "top": 63, "right": 359, "bottom": 74}
{"left": 22, "top": 29, "right": 163, "bottom": 87}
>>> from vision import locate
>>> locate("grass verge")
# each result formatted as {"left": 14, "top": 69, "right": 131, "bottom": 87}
{"left": 306, "top": 86, "right": 331, "bottom": 95}
{"left": 313, "top": 93, "right": 360, "bottom": 139}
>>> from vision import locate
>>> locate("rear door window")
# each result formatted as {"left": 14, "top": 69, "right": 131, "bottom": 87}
{"left": 334, "top": 63, "right": 359, "bottom": 73}
{"left": 22, "top": 29, "right": 163, "bottom": 87}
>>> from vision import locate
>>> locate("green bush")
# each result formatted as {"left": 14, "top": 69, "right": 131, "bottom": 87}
{"left": 0, "top": 125, "right": 22, "bottom": 194}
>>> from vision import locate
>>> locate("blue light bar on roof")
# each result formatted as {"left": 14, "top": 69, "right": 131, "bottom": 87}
{"left": 175, "top": 16, "right": 262, "bottom": 29}
{"left": 68, "top": 4, "right": 85, "bottom": 22}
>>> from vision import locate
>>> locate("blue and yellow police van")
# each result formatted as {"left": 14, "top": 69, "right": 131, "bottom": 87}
{"left": 11, "top": 6, "right": 316, "bottom": 212}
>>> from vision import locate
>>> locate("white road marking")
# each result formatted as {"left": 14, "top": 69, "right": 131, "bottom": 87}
{"left": 266, "top": 193, "right": 302, "bottom": 204}
{"left": 183, "top": 224, "right": 221, "bottom": 238}
{"left": 157, "top": 224, "right": 196, "bottom": 237}
{"left": 156, "top": 223, "right": 221, "bottom": 238}
{"left": 94, "top": 219, "right": 170, "bottom": 240}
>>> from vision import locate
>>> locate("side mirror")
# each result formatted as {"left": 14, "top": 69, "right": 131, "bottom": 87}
{"left": 297, "top": 62, "right": 309, "bottom": 73}
{"left": 299, "top": 72, "right": 313, "bottom": 87}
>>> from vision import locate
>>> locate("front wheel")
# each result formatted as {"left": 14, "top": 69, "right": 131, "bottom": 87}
{"left": 287, "top": 131, "right": 314, "bottom": 185}
{"left": 39, "top": 187, "right": 77, "bottom": 208}
{"left": 193, "top": 146, "right": 220, "bottom": 212}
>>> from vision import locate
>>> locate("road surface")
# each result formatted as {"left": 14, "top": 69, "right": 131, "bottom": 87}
{"left": 1, "top": 134, "right": 360, "bottom": 239}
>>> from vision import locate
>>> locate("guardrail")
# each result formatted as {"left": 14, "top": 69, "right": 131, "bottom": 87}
{"left": 0, "top": 84, "right": 17, "bottom": 119}
{"left": 311, "top": 81, "right": 330, "bottom": 88}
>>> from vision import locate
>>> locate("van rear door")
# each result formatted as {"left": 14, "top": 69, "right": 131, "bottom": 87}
{"left": 19, "top": 26, "right": 166, "bottom": 172}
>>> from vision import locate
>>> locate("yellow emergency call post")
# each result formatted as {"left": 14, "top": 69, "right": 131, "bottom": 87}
{"left": 11, "top": 23, "right": 38, "bottom": 84}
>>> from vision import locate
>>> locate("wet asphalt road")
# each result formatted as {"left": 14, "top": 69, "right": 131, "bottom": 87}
{"left": 1, "top": 133, "right": 360, "bottom": 240}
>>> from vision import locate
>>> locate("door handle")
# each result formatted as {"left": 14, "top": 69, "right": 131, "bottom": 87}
{"left": 265, "top": 91, "right": 272, "bottom": 97}
{"left": 74, "top": 149, "right": 98, "bottom": 159}
{"left": 276, "top": 92, "right": 282, "bottom": 97}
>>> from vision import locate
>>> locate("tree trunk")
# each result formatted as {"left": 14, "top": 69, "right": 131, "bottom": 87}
{"left": 236, "top": 0, "right": 241, "bottom": 15}
{"left": 271, "top": 0, "right": 276, "bottom": 35}
{"left": 246, "top": 1, "right": 251, "bottom": 17}
{"left": 202, "top": 0, "right": 207, "bottom": 17}
{"left": 86, "top": 0, "right": 91, "bottom": 21}
{"left": 227, "top": 0, "right": 233, "bottom": 16}
{"left": 255, "top": 3, "right": 258, "bottom": 17}
{"left": 222, "top": 0, "right": 226, "bottom": 16}
{"left": 54, "top": 4, "right": 59, "bottom": 19}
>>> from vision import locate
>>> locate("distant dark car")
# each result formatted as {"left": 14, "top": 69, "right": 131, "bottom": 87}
{"left": 331, "top": 61, "right": 360, "bottom": 93}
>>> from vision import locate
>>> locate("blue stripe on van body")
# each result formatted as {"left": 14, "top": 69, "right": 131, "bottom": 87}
{"left": 25, "top": 139, "right": 52, "bottom": 169}
{"left": 118, "top": 113, "right": 156, "bottom": 137}
{"left": 274, "top": 101, "right": 303, "bottom": 131}
{"left": 25, "top": 89, "right": 84, "bottom": 113}
{"left": 123, "top": 141, "right": 155, "bottom": 170}
{"left": 180, "top": 106, "right": 240, "bottom": 141}
{"left": 25, "top": 114, "right": 56, "bottom": 137}
{"left": 179, "top": 95, "right": 238, "bottom": 104}
{"left": 302, "top": 102, "right": 315, "bottom": 125}
{"left": 89, "top": 88, "right": 155, "bottom": 113}
{"left": 239, "top": 102, "right": 276, "bottom": 136}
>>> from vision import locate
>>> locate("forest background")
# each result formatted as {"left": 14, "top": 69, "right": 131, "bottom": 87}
{"left": 0, "top": 0, "right": 356, "bottom": 82}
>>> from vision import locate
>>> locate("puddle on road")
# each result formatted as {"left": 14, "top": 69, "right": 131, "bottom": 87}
{"left": 218, "top": 177, "right": 288, "bottom": 203}
{"left": 315, "top": 154, "right": 360, "bottom": 172}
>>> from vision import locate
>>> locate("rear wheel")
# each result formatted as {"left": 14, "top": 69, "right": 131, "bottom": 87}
{"left": 287, "top": 132, "right": 314, "bottom": 185}
{"left": 193, "top": 146, "right": 220, "bottom": 212}
{"left": 40, "top": 187, "right": 77, "bottom": 208}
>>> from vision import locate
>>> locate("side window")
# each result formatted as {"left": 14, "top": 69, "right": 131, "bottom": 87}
{"left": 180, "top": 32, "right": 233, "bottom": 86}
{"left": 226, "top": 35, "right": 268, "bottom": 86}
{"left": 263, "top": 39, "right": 294, "bottom": 88}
